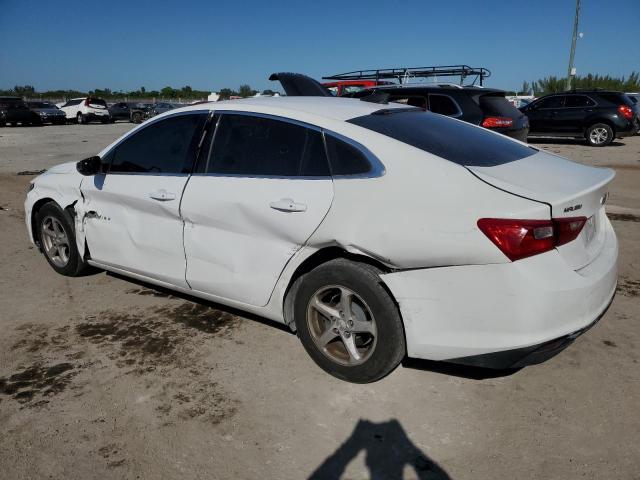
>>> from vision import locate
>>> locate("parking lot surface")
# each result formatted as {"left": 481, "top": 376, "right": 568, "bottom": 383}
{"left": 1, "top": 124, "right": 639, "bottom": 479}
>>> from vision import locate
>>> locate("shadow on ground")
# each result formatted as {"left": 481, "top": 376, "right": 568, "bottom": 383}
{"left": 309, "top": 419, "right": 451, "bottom": 479}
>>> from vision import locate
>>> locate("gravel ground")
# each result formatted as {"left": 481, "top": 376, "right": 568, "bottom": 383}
{"left": 0, "top": 123, "right": 639, "bottom": 480}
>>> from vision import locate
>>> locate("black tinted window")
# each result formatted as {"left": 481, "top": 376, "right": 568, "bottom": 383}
{"left": 207, "top": 114, "right": 329, "bottom": 176}
{"left": 598, "top": 92, "right": 632, "bottom": 106}
{"left": 324, "top": 134, "right": 371, "bottom": 175}
{"left": 536, "top": 96, "right": 564, "bottom": 109}
{"left": 565, "top": 95, "right": 596, "bottom": 107}
{"left": 110, "top": 114, "right": 206, "bottom": 173}
{"left": 428, "top": 95, "right": 460, "bottom": 116}
{"left": 348, "top": 110, "right": 536, "bottom": 167}
{"left": 479, "top": 94, "right": 522, "bottom": 116}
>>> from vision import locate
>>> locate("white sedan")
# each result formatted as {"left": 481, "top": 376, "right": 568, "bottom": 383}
{"left": 24, "top": 96, "right": 618, "bottom": 383}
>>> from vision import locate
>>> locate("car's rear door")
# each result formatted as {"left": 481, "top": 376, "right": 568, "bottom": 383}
{"left": 556, "top": 95, "right": 596, "bottom": 133}
{"left": 80, "top": 112, "right": 208, "bottom": 286}
{"left": 181, "top": 112, "right": 334, "bottom": 307}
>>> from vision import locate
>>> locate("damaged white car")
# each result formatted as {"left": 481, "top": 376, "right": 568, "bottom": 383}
{"left": 25, "top": 95, "right": 618, "bottom": 383}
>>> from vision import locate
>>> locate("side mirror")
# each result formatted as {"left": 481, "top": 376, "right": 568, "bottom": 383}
{"left": 76, "top": 156, "right": 104, "bottom": 176}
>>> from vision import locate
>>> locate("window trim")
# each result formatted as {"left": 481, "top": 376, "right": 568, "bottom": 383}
{"left": 103, "top": 110, "right": 210, "bottom": 176}
{"left": 428, "top": 93, "right": 463, "bottom": 118}
{"left": 194, "top": 110, "right": 384, "bottom": 180}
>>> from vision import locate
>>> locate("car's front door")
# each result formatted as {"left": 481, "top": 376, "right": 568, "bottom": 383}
{"left": 80, "top": 112, "right": 208, "bottom": 287}
{"left": 529, "top": 95, "right": 565, "bottom": 133}
{"left": 181, "top": 112, "right": 334, "bottom": 307}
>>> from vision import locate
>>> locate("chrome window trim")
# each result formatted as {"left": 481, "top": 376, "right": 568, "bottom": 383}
{"left": 192, "top": 110, "right": 385, "bottom": 180}
{"left": 428, "top": 93, "right": 463, "bottom": 118}
{"left": 561, "top": 94, "right": 598, "bottom": 108}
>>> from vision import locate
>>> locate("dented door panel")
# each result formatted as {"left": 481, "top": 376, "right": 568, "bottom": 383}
{"left": 181, "top": 176, "right": 334, "bottom": 307}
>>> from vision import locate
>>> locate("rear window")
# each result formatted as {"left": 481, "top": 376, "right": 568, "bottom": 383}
{"left": 597, "top": 92, "right": 633, "bottom": 106}
{"left": 347, "top": 110, "right": 536, "bottom": 167}
{"left": 87, "top": 97, "right": 107, "bottom": 107}
{"left": 479, "top": 94, "right": 522, "bottom": 116}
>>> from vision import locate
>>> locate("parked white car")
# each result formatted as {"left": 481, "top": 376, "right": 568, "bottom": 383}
{"left": 24, "top": 96, "right": 618, "bottom": 382}
{"left": 59, "top": 97, "right": 111, "bottom": 124}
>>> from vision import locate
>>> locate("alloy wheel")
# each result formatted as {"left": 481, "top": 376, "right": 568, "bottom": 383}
{"left": 589, "top": 127, "right": 609, "bottom": 145}
{"left": 41, "top": 216, "right": 71, "bottom": 268}
{"left": 306, "top": 285, "right": 377, "bottom": 366}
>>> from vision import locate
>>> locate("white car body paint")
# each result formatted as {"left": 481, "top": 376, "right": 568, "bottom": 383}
{"left": 25, "top": 97, "right": 618, "bottom": 364}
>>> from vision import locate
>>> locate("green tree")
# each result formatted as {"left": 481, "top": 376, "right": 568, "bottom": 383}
{"left": 238, "top": 84, "right": 256, "bottom": 97}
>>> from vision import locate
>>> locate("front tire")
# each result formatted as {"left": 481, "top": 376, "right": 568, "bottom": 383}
{"left": 293, "top": 259, "right": 405, "bottom": 383}
{"left": 586, "top": 123, "right": 613, "bottom": 147}
{"left": 36, "top": 202, "right": 89, "bottom": 277}
{"left": 77, "top": 112, "right": 85, "bottom": 124}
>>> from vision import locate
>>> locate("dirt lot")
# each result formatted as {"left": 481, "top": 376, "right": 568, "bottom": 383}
{"left": 1, "top": 123, "right": 639, "bottom": 480}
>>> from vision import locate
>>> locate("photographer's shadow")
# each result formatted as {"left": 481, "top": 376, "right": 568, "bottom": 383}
{"left": 309, "top": 419, "right": 451, "bottom": 480}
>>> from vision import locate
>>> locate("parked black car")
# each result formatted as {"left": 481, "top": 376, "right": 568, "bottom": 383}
{"left": 129, "top": 103, "right": 154, "bottom": 123}
{"left": 520, "top": 90, "right": 639, "bottom": 146}
{"left": 108, "top": 102, "right": 132, "bottom": 122}
{"left": 351, "top": 85, "right": 530, "bottom": 142}
{"left": 0, "top": 97, "right": 42, "bottom": 127}
{"left": 27, "top": 101, "right": 66, "bottom": 125}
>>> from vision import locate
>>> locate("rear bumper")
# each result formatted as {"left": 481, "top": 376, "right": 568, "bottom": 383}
{"left": 446, "top": 291, "right": 614, "bottom": 369}
{"left": 380, "top": 217, "right": 618, "bottom": 363}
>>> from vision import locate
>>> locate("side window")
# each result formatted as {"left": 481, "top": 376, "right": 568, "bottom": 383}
{"left": 324, "top": 134, "right": 371, "bottom": 176}
{"left": 565, "top": 96, "right": 596, "bottom": 108}
{"left": 110, "top": 113, "right": 206, "bottom": 174}
{"left": 206, "top": 114, "right": 329, "bottom": 176}
{"left": 428, "top": 94, "right": 461, "bottom": 116}
{"left": 537, "top": 96, "right": 564, "bottom": 109}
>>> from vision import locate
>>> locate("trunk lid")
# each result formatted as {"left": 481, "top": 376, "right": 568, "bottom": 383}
{"left": 468, "top": 150, "right": 614, "bottom": 270}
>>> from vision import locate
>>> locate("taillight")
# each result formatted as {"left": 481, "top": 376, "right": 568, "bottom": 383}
{"left": 618, "top": 105, "right": 633, "bottom": 120}
{"left": 478, "top": 217, "right": 587, "bottom": 261}
{"left": 555, "top": 217, "right": 587, "bottom": 246}
{"left": 482, "top": 116, "right": 513, "bottom": 128}
{"left": 84, "top": 98, "right": 90, "bottom": 106}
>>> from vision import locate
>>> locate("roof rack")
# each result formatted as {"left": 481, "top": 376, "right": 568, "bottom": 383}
{"left": 323, "top": 65, "right": 491, "bottom": 86}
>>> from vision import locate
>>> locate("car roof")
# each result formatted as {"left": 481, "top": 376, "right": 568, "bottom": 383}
{"left": 171, "top": 96, "right": 411, "bottom": 122}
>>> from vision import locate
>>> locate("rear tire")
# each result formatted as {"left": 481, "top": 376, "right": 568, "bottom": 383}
{"left": 293, "top": 259, "right": 405, "bottom": 383}
{"left": 35, "top": 202, "right": 89, "bottom": 277}
{"left": 586, "top": 123, "right": 613, "bottom": 147}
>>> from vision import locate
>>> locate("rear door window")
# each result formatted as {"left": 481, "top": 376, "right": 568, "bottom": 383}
{"left": 206, "top": 114, "right": 330, "bottom": 176}
{"left": 110, "top": 113, "right": 207, "bottom": 174}
{"left": 564, "top": 95, "right": 596, "bottom": 108}
{"left": 428, "top": 94, "right": 461, "bottom": 116}
{"left": 348, "top": 110, "right": 536, "bottom": 167}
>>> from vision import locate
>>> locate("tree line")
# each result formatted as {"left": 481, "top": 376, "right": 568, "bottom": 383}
{"left": 0, "top": 84, "right": 278, "bottom": 101}
{"left": 509, "top": 72, "right": 640, "bottom": 96}
{"left": 3, "top": 72, "right": 639, "bottom": 100}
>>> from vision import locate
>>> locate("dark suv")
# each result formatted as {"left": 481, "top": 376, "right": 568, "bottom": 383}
{"left": 0, "top": 97, "right": 42, "bottom": 127}
{"left": 520, "top": 90, "right": 639, "bottom": 146}
{"left": 350, "top": 85, "right": 530, "bottom": 141}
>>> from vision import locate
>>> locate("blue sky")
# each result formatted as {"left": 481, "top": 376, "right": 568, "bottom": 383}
{"left": 1, "top": 0, "right": 638, "bottom": 93}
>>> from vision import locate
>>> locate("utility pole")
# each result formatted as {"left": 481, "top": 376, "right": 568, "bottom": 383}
{"left": 566, "top": 0, "right": 581, "bottom": 90}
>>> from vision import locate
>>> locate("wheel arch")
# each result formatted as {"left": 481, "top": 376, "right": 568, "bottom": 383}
{"left": 282, "top": 246, "right": 398, "bottom": 331}
{"left": 585, "top": 118, "right": 616, "bottom": 137}
{"left": 30, "top": 197, "right": 77, "bottom": 246}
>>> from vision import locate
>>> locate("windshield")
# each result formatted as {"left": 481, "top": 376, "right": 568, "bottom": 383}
{"left": 348, "top": 110, "right": 536, "bottom": 167}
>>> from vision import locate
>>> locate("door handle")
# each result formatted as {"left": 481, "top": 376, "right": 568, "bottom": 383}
{"left": 269, "top": 198, "right": 307, "bottom": 212}
{"left": 148, "top": 189, "right": 176, "bottom": 201}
